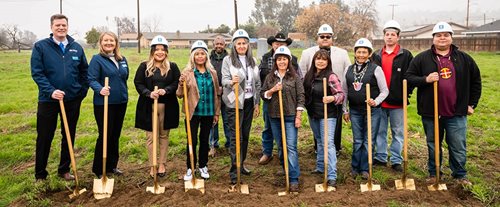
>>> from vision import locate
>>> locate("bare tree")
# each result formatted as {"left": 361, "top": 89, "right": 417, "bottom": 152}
{"left": 295, "top": 1, "right": 377, "bottom": 46}
{"left": 4, "top": 24, "right": 20, "bottom": 49}
{"left": 115, "top": 16, "right": 136, "bottom": 37}
{"left": 19, "top": 30, "right": 37, "bottom": 47}
{"left": 142, "top": 15, "right": 163, "bottom": 32}
{"left": 250, "top": 0, "right": 282, "bottom": 25}
{"left": 0, "top": 28, "right": 9, "bottom": 48}
{"left": 350, "top": 0, "right": 377, "bottom": 38}
{"left": 278, "top": 0, "right": 301, "bottom": 35}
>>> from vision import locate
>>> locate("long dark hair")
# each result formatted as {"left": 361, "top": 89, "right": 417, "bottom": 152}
{"left": 229, "top": 38, "right": 255, "bottom": 68}
{"left": 303, "top": 49, "right": 332, "bottom": 90}
{"left": 266, "top": 54, "right": 297, "bottom": 83}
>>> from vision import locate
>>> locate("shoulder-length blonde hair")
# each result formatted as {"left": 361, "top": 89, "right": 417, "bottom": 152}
{"left": 185, "top": 48, "right": 214, "bottom": 71}
{"left": 98, "top": 32, "right": 123, "bottom": 61}
{"left": 146, "top": 45, "right": 170, "bottom": 77}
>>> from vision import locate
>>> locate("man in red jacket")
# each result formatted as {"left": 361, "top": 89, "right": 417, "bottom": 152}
{"left": 371, "top": 20, "right": 413, "bottom": 172}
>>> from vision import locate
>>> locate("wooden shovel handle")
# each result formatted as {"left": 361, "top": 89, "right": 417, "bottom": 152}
{"left": 366, "top": 84, "right": 372, "bottom": 182}
{"left": 322, "top": 78, "right": 328, "bottom": 189}
{"left": 102, "top": 77, "right": 109, "bottom": 178}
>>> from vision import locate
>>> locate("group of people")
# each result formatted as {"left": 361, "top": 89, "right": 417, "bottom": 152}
{"left": 31, "top": 14, "right": 481, "bottom": 193}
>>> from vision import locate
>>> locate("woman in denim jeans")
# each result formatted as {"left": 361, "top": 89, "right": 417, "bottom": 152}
{"left": 303, "top": 49, "right": 344, "bottom": 187}
{"left": 342, "top": 38, "right": 388, "bottom": 179}
{"left": 261, "top": 46, "right": 305, "bottom": 192}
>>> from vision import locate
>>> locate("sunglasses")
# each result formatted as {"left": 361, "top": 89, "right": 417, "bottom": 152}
{"left": 319, "top": 35, "right": 332, "bottom": 39}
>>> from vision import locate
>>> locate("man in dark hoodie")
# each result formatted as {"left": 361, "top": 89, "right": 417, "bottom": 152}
{"left": 208, "top": 35, "right": 229, "bottom": 156}
{"left": 31, "top": 14, "right": 88, "bottom": 181}
{"left": 257, "top": 32, "right": 300, "bottom": 165}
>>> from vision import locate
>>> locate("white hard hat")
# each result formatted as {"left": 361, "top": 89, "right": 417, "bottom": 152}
{"left": 432, "top": 22, "right": 454, "bottom": 35}
{"left": 354, "top": 38, "right": 373, "bottom": 52}
{"left": 232, "top": 29, "right": 250, "bottom": 42}
{"left": 150, "top": 35, "right": 168, "bottom": 47}
{"left": 383, "top": 20, "right": 401, "bottom": 32}
{"left": 273, "top": 46, "right": 292, "bottom": 59}
{"left": 191, "top": 40, "right": 208, "bottom": 52}
{"left": 317, "top": 24, "right": 334, "bottom": 35}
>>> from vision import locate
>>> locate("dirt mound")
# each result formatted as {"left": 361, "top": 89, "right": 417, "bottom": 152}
{"left": 11, "top": 148, "right": 481, "bottom": 206}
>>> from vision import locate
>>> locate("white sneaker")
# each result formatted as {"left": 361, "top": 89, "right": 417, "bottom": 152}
{"left": 183, "top": 169, "right": 193, "bottom": 181}
{"left": 199, "top": 167, "right": 209, "bottom": 179}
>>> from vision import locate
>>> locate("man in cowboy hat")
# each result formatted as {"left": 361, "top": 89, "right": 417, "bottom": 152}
{"left": 258, "top": 32, "right": 301, "bottom": 165}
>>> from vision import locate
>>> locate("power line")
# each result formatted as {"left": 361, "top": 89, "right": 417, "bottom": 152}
{"left": 389, "top": 4, "right": 398, "bottom": 20}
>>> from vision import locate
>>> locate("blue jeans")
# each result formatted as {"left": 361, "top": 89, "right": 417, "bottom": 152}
{"left": 261, "top": 101, "right": 275, "bottom": 156}
{"left": 309, "top": 116, "right": 337, "bottom": 180}
{"left": 209, "top": 100, "right": 231, "bottom": 148}
{"left": 350, "top": 108, "right": 381, "bottom": 173}
{"left": 422, "top": 116, "right": 467, "bottom": 179}
{"left": 270, "top": 116, "right": 300, "bottom": 184}
{"left": 375, "top": 108, "right": 404, "bottom": 164}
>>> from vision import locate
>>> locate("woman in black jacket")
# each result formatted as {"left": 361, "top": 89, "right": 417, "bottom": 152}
{"left": 134, "top": 35, "right": 180, "bottom": 177}
{"left": 303, "top": 49, "right": 344, "bottom": 187}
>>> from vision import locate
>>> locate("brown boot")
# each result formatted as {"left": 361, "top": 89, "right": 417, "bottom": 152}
{"left": 258, "top": 154, "right": 273, "bottom": 165}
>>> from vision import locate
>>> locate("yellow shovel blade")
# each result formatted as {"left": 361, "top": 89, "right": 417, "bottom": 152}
{"left": 184, "top": 179, "right": 205, "bottom": 194}
{"left": 395, "top": 178, "right": 416, "bottom": 190}
{"left": 93, "top": 178, "right": 114, "bottom": 199}
{"left": 360, "top": 183, "right": 381, "bottom": 192}
{"left": 228, "top": 184, "right": 249, "bottom": 194}
{"left": 427, "top": 183, "right": 447, "bottom": 191}
{"left": 146, "top": 185, "right": 165, "bottom": 194}
{"left": 68, "top": 188, "right": 87, "bottom": 199}
{"left": 315, "top": 183, "right": 336, "bottom": 192}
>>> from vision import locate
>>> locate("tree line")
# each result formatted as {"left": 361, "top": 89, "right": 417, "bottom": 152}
{"left": 86, "top": 0, "right": 377, "bottom": 47}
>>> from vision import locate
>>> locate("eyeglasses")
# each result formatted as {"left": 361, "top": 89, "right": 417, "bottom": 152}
{"left": 319, "top": 35, "right": 332, "bottom": 39}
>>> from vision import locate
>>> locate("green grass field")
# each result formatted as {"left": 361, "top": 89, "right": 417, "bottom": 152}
{"left": 0, "top": 48, "right": 498, "bottom": 206}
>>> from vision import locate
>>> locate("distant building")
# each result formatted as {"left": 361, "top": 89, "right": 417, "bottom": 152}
{"left": 463, "top": 20, "right": 500, "bottom": 37}
{"left": 119, "top": 32, "right": 232, "bottom": 49}
{"left": 288, "top": 32, "right": 307, "bottom": 48}
{"left": 400, "top": 22, "right": 468, "bottom": 39}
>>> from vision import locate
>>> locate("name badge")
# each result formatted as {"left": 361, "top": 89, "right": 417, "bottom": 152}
{"left": 72, "top": 56, "right": 79, "bottom": 61}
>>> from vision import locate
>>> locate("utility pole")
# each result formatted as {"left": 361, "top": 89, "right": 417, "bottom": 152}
{"left": 389, "top": 4, "right": 398, "bottom": 20}
{"left": 234, "top": 0, "right": 239, "bottom": 29}
{"left": 137, "top": 0, "right": 141, "bottom": 53}
{"left": 59, "top": 0, "right": 62, "bottom": 14}
{"left": 466, "top": 0, "right": 470, "bottom": 28}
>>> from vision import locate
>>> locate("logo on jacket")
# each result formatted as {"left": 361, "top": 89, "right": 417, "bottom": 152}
{"left": 440, "top": 67, "right": 452, "bottom": 79}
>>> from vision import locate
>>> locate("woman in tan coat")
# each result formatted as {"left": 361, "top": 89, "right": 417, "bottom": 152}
{"left": 177, "top": 40, "right": 220, "bottom": 180}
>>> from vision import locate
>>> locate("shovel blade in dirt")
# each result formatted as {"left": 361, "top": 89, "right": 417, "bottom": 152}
{"left": 184, "top": 179, "right": 205, "bottom": 194}
{"left": 315, "top": 183, "right": 335, "bottom": 192}
{"left": 228, "top": 183, "right": 249, "bottom": 194}
{"left": 395, "top": 178, "right": 416, "bottom": 190}
{"left": 69, "top": 188, "right": 87, "bottom": 199}
{"left": 360, "top": 182, "right": 381, "bottom": 192}
{"left": 427, "top": 183, "right": 447, "bottom": 191}
{"left": 146, "top": 184, "right": 165, "bottom": 194}
{"left": 93, "top": 177, "right": 114, "bottom": 199}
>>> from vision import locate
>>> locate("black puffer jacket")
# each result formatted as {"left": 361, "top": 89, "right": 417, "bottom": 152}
{"left": 405, "top": 45, "right": 482, "bottom": 117}
{"left": 372, "top": 46, "right": 414, "bottom": 106}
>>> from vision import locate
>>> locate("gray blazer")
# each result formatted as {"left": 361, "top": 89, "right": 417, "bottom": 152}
{"left": 299, "top": 46, "right": 351, "bottom": 84}
{"left": 221, "top": 56, "right": 261, "bottom": 109}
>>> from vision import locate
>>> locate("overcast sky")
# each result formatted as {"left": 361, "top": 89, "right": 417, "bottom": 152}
{"left": 1, "top": 0, "right": 499, "bottom": 40}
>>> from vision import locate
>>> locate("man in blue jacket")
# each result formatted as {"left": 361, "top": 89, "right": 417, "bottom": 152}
{"left": 405, "top": 22, "right": 481, "bottom": 186}
{"left": 31, "top": 14, "right": 88, "bottom": 181}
